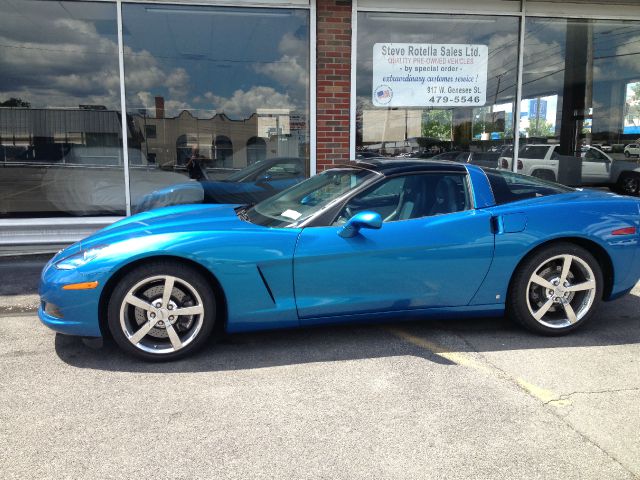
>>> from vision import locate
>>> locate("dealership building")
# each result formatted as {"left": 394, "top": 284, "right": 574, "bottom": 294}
{"left": 1, "top": 0, "right": 640, "bottom": 251}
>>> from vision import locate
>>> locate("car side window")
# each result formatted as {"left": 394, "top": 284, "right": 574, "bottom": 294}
{"left": 520, "top": 146, "right": 549, "bottom": 159}
{"left": 585, "top": 149, "right": 606, "bottom": 162}
{"left": 485, "top": 169, "right": 572, "bottom": 205}
{"left": 332, "top": 173, "right": 470, "bottom": 225}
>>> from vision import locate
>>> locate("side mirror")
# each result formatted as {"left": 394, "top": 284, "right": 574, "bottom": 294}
{"left": 338, "top": 211, "right": 382, "bottom": 238}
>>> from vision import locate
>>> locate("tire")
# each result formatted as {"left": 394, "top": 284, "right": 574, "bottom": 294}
{"left": 625, "top": 151, "right": 630, "bottom": 158}
{"left": 615, "top": 173, "right": 640, "bottom": 196}
{"left": 532, "top": 170, "right": 556, "bottom": 182}
{"left": 107, "top": 261, "right": 216, "bottom": 361}
{"left": 507, "top": 243, "right": 603, "bottom": 335}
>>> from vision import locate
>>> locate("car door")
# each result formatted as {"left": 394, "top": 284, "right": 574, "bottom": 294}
{"left": 293, "top": 172, "right": 495, "bottom": 320}
{"left": 581, "top": 148, "right": 610, "bottom": 183}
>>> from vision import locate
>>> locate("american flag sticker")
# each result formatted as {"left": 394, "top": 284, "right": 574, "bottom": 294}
{"left": 374, "top": 85, "right": 393, "bottom": 105}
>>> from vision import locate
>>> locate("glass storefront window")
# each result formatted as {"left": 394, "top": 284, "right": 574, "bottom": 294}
{"left": 0, "top": 0, "right": 124, "bottom": 217}
{"left": 121, "top": 4, "right": 310, "bottom": 212}
{"left": 355, "top": 13, "right": 520, "bottom": 169}
{"left": 520, "top": 18, "right": 640, "bottom": 192}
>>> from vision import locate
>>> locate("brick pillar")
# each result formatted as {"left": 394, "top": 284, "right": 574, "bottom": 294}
{"left": 316, "top": 0, "right": 352, "bottom": 171}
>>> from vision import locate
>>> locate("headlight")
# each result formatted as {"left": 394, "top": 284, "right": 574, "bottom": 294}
{"left": 54, "top": 245, "right": 107, "bottom": 270}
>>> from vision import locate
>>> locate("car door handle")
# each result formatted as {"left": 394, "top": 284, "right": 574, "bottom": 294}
{"left": 491, "top": 216, "right": 504, "bottom": 234}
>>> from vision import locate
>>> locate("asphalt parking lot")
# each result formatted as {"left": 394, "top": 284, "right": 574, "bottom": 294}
{"left": 1, "top": 280, "right": 639, "bottom": 479}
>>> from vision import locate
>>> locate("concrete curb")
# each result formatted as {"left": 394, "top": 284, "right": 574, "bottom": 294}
{"left": 0, "top": 294, "right": 40, "bottom": 315}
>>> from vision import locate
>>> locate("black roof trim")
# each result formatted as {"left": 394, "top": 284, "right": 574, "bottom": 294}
{"left": 334, "top": 158, "right": 467, "bottom": 176}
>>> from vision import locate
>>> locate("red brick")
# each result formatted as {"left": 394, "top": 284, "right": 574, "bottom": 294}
{"left": 316, "top": 0, "right": 353, "bottom": 165}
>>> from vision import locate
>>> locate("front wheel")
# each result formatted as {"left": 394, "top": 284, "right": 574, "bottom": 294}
{"left": 507, "top": 243, "right": 602, "bottom": 335}
{"left": 107, "top": 261, "right": 216, "bottom": 361}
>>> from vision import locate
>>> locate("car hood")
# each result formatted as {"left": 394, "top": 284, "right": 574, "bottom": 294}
{"left": 59, "top": 204, "right": 257, "bottom": 258}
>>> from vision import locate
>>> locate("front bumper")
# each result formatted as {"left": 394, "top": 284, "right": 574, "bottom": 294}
{"left": 38, "top": 259, "right": 104, "bottom": 338}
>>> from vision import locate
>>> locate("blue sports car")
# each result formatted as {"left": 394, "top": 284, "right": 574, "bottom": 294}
{"left": 39, "top": 159, "right": 640, "bottom": 360}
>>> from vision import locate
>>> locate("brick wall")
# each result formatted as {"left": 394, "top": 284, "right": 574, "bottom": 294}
{"left": 316, "top": 0, "right": 353, "bottom": 171}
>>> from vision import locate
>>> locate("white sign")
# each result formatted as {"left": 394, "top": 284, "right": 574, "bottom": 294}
{"left": 372, "top": 43, "right": 488, "bottom": 108}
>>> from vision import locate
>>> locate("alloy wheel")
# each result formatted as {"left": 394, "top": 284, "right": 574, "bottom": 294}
{"left": 525, "top": 254, "right": 597, "bottom": 329}
{"left": 119, "top": 274, "right": 205, "bottom": 354}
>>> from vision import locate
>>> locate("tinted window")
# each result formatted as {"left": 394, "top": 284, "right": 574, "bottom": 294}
{"left": 584, "top": 148, "right": 607, "bottom": 162}
{"left": 519, "top": 146, "right": 550, "bottom": 159}
{"left": 484, "top": 169, "right": 572, "bottom": 205}
{"left": 334, "top": 173, "right": 470, "bottom": 225}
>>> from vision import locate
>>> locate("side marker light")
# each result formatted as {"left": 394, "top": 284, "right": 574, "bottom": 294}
{"left": 62, "top": 281, "right": 99, "bottom": 290}
{"left": 611, "top": 227, "right": 637, "bottom": 236}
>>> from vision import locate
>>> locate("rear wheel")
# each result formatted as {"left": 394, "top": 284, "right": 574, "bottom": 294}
{"left": 616, "top": 173, "right": 640, "bottom": 196}
{"left": 625, "top": 151, "right": 631, "bottom": 158}
{"left": 107, "top": 261, "right": 216, "bottom": 361}
{"left": 507, "top": 243, "right": 602, "bottom": 335}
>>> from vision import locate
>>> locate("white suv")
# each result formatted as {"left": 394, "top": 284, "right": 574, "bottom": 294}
{"left": 624, "top": 144, "right": 640, "bottom": 157}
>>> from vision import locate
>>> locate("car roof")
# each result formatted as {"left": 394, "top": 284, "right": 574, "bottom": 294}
{"left": 336, "top": 158, "right": 467, "bottom": 176}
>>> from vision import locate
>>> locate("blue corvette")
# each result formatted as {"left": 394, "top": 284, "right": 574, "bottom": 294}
{"left": 39, "top": 159, "right": 640, "bottom": 360}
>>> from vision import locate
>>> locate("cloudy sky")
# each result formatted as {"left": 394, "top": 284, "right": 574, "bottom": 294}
{"left": 0, "top": 0, "right": 309, "bottom": 119}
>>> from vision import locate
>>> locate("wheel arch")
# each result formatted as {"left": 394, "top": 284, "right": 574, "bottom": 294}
{"left": 507, "top": 236, "right": 614, "bottom": 301}
{"left": 98, "top": 255, "right": 228, "bottom": 338}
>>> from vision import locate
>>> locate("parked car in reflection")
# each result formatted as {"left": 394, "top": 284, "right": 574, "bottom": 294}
{"left": 355, "top": 151, "right": 380, "bottom": 160}
{"left": 624, "top": 143, "right": 640, "bottom": 157}
{"left": 37, "top": 147, "right": 186, "bottom": 216}
{"left": 499, "top": 144, "right": 640, "bottom": 195}
{"left": 591, "top": 143, "right": 613, "bottom": 153}
{"left": 430, "top": 151, "right": 464, "bottom": 161}
{"left": 134, "top": 157, "right": 305, "bottom": 213}
{"left": 431, "top": 151, "right": 501, "bottom": 168}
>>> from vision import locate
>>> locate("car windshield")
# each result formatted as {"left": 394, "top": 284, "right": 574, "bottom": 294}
{"left": 244, "top": 167, "right": 377, "bottom": 227}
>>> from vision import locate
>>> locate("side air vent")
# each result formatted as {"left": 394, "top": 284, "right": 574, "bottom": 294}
{"left": 256, "top": 265, "right": 276, "bottom": 304}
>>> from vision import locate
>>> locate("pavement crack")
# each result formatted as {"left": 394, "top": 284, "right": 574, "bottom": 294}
{"left": 439, "top": 326, "right": 639, "bottom": 479}
{"left": 545, "top": 387, "right": 640, "bottom": 405}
